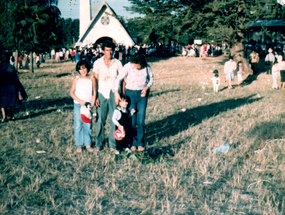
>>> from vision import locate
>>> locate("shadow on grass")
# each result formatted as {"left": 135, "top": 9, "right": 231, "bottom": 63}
{"left": 149, "top": 89, "right": 180, "bottom": 98}
{"left": 56, "top": 73, "right": 72, "bottom": 78}
{"left": 246, "top": 120, "right": 285, "bottom": 152}
{"left": 242, "top": 74, "right": 258, "bottom": 86}
{"left": 146, "top": 94, "right": 262, "bottom": 146}
{"left": 14, "top": 97, "right": 73, "bottom": 120}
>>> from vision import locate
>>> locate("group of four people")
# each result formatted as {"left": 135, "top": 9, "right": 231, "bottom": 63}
{"left": 70, "top": 41, "right": 154, "bottom": 153}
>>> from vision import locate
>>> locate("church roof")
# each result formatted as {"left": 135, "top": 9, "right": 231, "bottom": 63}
{"left": 77, "top": 1, "right": 134, "bottom": 46}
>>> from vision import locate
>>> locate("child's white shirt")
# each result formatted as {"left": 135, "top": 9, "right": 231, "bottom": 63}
{"left": 112, "top": 107, "right": 130, "bottom": 127}
{"left": 211, "top": 77, "right": 220, "bottom": 85}
{"left": 74, "top": 76, "right": 93, "bottom": 104}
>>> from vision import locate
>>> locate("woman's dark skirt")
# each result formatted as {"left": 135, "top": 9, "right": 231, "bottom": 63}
{"left": 281, "top": 70, "right": 285, "bottom": 82}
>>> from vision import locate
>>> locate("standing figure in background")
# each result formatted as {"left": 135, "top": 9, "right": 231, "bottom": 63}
{"left": 211, "top": 72, "right": 220, "bottom": 93}
{"left": 265, "top": 48, "right": 275, "bottom": 75}
{"left": 272, "top": 57, "right": 280, "bottom": 90}
{"left": 278, "top": 55, "right": 285, "bottom": 89}
{"left": 18, "top": 55, "right": 23, "bottom": 69}
{"left": 249, "top": 50, "right": 259, "bottom": 74}
{"left": 224, "top": 56, "right": 237, "bottom": 89}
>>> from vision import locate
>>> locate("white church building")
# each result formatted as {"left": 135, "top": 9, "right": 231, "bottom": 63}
{"left": 76, "top": 0, "right": 135, "bottom": 48}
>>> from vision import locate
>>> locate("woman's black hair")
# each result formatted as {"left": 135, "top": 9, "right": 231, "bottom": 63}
{"left": 237, "top": 61, "right": 242, "bottom": 64}
{"left": 75, "top": 59, "right": 91, "bottom": 73}
{"left": 129, "top": 52, "right": 147, "bottom": 67}
{"left": 102, "top": 40, "right": 115, "bottom": 51}
{"left": 215, "top": 73, "right": 219, "bottom": 77}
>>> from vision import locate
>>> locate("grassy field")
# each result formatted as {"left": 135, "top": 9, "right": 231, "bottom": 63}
{"left": 0, "top": 55, "right": 285, "bottom": 214}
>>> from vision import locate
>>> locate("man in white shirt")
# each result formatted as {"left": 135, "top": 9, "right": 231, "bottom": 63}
{"left": 93, "top": 41, "right": 123, "bottom": 152}
{"left": 224, "top": 56, "right": 237, "bottom": 89}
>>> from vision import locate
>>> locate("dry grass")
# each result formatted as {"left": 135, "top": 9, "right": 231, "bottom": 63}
{"left": 0, "top": 56, "right": 285, "bottom": 214}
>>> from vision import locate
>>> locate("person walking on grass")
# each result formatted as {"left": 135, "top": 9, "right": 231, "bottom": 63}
{"left": 70, "top": 60, "right": 96, "bottom": 153}
{"left": 115, "top": 53, "right": 154, "bottom": 152}
{"left": 93, "top": 40, "right": 123, "bottom": 152}
{"left": 112, "top": 94, "right": 136, "bottom": 154}
{"left": 224, "top": 56, "right": 237, "bottom": 89}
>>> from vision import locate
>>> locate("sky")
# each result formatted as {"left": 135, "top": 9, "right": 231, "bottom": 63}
{"left": 57, "top": 0, "right": 139, "bottom": 19}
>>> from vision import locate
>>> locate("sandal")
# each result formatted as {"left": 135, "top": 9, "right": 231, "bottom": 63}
{"left": 94, "top": 148, "right": 100, "bottom": 152}
{"left": 138, "top": 146, "right": 145, "bottom": 151}
{"left": 76, "top": 147, "right": 82, "bottom": 153}
{"left": 131, "top": 146, "right": 136, "bottom": 151}
{"left": 86, "top": 146, "right": 95, "bottom": 152}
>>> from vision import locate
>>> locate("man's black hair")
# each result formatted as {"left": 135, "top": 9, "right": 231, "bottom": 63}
{"left": 102, "top": 40, "right": 115, "bottom": 51}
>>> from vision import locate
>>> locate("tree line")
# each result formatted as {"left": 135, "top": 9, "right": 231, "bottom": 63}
{"left": 0, "top": 0, "right": 78, "bottom": 72}
{"left": 124, "top": 0, "right": 285, "bottom": 74}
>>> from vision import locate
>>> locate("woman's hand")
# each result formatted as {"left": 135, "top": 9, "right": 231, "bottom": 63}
{"left": 141, "top": 86, "right": 149, "bottom": 97}
{"left": 131, "top": 109, "right": 136, "bottom": 115}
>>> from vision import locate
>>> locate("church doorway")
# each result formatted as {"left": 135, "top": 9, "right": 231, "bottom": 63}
{"left": 96, "top": 37, "right": 117, "bottom": 45}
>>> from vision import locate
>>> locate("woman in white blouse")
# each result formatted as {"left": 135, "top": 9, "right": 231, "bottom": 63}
{"left": 115, "top": 53, "right": 154, "bottom": 151}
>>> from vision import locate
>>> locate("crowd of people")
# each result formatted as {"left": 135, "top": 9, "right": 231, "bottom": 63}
{"left": 182, "top": 44, "right": 223, "bottom": 58}
{"left": 210, "top": 47, "right": 285, "bottom": 93}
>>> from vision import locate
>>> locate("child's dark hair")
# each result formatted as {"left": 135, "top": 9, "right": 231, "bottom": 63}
{"left": 102, "top": 40, "right": 115, "bottom": 51}
{"left": 229, "top": 56, "right": 233, "bottom": 60}
{"left": 130, "top": 52, "right": 147, "bottom": 67}
{"left": 119, "top": 94, "right": 128, "bottom": 102}
{"left": 237, "top": 61, "right": 242, "bottom": 64}
{"left": 215, "top": 73, "right": 219, "bottom": 77}
{"left": 75, "top": 60, "right": 91, "bottom": 73}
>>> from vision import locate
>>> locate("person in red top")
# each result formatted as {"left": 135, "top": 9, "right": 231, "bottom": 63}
{"left": 18, "top": 55, "right": 23, "bottom": 69}
{"left": 70, "top": 49, "right": 76, "bottom": 63}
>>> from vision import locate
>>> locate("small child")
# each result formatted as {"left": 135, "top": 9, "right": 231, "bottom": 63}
{"left": 70, "top": 60, "right": 96, "bottom": 153}
{"left": 211, "top": 72, "right": 220, "bottom": 92}
{"left": 237, "top": 61, "right": 245, "bottom": 85}
{"left": 112, "top": 94, "right": 136, "bottom": 154}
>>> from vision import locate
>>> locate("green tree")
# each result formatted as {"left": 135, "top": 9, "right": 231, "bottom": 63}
{"left": 126, "top": 0, "right": 285, "bottom": 74}
{"left": 58, "top": 18, "right": 79, "bottom": 49}
{"left": 0, "top": 0, "right": 61, "bottom": 71}
{"left": 126, "top": 0, "right": 181, "bottom": 44}
{"left": 200, "top": 0, "right": 285, "bottom": 74}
